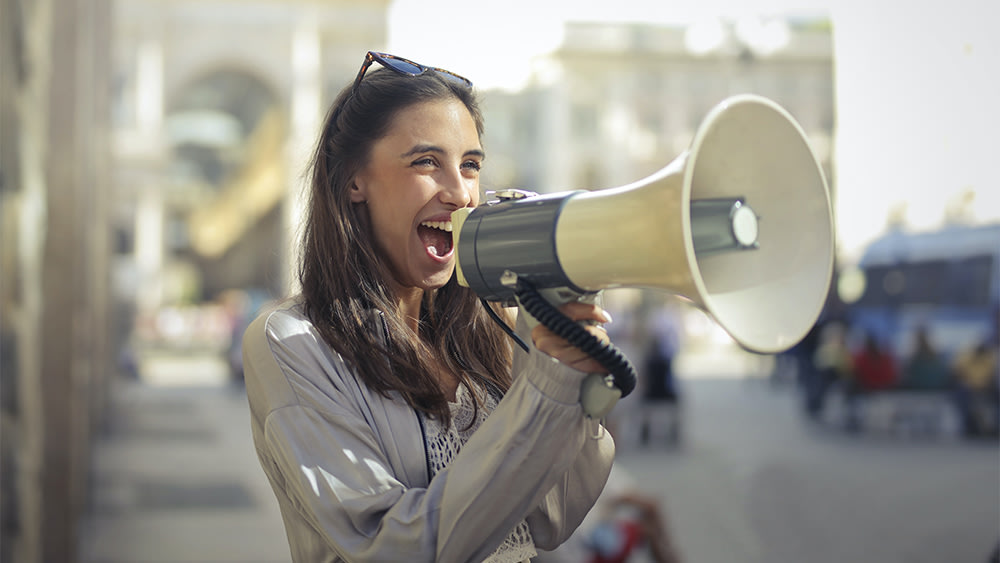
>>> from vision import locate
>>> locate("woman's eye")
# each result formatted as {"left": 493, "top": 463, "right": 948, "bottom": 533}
{"left": 413, "top": 157, "right": 435, "bottom": 167}
{"left": 462, "top": 160, "right": 482, "bottom": 172}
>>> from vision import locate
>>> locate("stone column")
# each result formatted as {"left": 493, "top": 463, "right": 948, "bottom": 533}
{"left": 0, "top": 0, "right": 112, "bottom": 561}
{"left": 283, "top": 14, "right": 322, "bottom": 295}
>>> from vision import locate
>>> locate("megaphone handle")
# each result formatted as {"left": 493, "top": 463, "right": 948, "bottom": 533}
{"left": 512, "top": 280, "right": 637, "bottom": 399}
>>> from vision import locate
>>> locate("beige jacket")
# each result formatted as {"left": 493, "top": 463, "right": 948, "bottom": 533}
{"left": 243, "top": 299, "right": 614, "bottom": 563}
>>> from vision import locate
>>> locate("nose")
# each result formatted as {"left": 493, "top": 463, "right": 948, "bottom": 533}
{"left": 439, "top": 167, "right": 474, "bottom": 208}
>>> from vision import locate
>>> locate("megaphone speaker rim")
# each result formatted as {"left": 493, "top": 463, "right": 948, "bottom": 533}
{"left": 682, "top": 94, "right": 835, "bottom": 353}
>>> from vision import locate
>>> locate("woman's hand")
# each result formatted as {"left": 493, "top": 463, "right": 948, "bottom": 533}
{"left": 530, "top": 301, "right": 613, "bottom": 374}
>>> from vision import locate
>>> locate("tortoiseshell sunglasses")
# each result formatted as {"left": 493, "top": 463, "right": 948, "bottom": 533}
{"left": 352, "top": 51, "right": 473, "bottom": 93}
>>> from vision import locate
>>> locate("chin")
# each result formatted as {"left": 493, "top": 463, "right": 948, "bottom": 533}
{"left": 423, "top": 276, "right": 451, "bottom": 291}
{"left": 422, "top": 266, "right": 456, "bottom": 291}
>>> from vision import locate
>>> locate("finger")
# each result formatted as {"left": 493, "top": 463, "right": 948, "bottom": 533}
{"left": 563, "top": 302, "right": 613, "bottom": 324}
{"left": 538, "top": 346, "right": 608, "bottom": 374}
{"left": 532, "top": 324, "right": 612, "bottom": 373}
{"left": 532, "top": 336, "right": 592, "bottom": 364}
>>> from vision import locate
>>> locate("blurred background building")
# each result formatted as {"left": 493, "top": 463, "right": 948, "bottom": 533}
{"left": 3, "top": 1, "right": 115, "bottom": 562}
{"left": 482, "top": 19, "right": 833, "bottom": 195}
{"left": 5, "top": 1, "right": 393, "bottom": 560}
{"left": 2, "top": 0, "right": 996, "bottom": 562}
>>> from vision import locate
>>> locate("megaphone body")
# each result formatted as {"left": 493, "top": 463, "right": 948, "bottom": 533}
{"left": 453, "top": 94, "right": 834, "bottom": 355}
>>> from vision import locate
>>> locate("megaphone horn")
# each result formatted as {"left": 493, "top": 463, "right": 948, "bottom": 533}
{"left": 452, "top": 94, "right": 835, "bottom": 355}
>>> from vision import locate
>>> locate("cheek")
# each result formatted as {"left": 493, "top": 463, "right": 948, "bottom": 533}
{"left": 469, "top": 182, "right": 481, "bottom": 206}
{"left": 365, "top": 203, "right": 404, "bottom": 244}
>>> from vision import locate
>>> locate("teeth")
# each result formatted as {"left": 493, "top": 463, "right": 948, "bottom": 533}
{"left": 420, "top": 220, "right": 453, "bottom": 232}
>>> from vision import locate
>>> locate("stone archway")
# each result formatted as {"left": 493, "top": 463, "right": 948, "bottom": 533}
{"left": 163, "top": 69, "right": 287, "bottom": 299}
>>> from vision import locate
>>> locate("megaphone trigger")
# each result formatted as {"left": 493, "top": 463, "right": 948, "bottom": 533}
{"left": 580, "top": 373, "right": 622, "bottom": 420}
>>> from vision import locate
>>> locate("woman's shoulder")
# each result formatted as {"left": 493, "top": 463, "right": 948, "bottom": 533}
{"left": 245, "top": 297, "right": 353, "bottom": 376}
{"left": 242, "top": 297, "right": 362, "bottom": 413}
{"left": 243, "top": 296, "right": 314, "bottom": 357}
{"left": 244, "top": 296, "right": 332, "bottom": 349}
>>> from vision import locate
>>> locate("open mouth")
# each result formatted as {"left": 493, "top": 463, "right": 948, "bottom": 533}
{"left": 418, "top": 220, "right": 454, "bottom": 258}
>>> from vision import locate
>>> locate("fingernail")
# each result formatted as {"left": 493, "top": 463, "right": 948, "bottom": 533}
{"left": 600, "top": 310, "right": 613, "bottom": 324}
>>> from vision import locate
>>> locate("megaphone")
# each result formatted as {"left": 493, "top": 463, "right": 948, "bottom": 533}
{"left": 452, "top": 94, "right": 834, "bottom": 357}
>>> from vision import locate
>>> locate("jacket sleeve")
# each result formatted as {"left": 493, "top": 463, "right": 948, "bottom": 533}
{"left": 511, "top": 307, "right": 616, "bottom": 550}
{"left": 244, "top": 306, "right": 614, "bottom": 563}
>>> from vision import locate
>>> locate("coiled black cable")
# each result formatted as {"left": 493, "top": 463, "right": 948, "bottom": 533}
{"left": 512, "top": 280, "right": 637, "bottom": 398}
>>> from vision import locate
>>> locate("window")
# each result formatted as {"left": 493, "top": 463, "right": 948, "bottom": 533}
{"left": 859, "top": 255, "right": 994, "bottom": 307}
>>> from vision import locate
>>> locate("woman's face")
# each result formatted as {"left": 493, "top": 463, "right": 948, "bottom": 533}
{"left": 352, "top": 97, "right": 483, "bottom": 293}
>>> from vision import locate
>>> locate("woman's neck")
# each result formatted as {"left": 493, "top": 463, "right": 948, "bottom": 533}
{"left": 392, "top": 286, "right": 459, "bottom": 400}
{"left": 394, "top": 286, "right": 424, "bottom": 333}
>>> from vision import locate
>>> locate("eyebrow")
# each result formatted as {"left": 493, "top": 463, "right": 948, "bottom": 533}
{"left": 400, "top": 144, "right": 486, "bottom": 160}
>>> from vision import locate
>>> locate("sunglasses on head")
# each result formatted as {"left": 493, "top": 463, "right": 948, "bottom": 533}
{"left": 352, "top": 51, "right": 473, "bottom": 93}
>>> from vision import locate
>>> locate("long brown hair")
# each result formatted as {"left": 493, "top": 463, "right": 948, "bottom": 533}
{"left": 299, "top": 67, "right": 513, "bottom": 426}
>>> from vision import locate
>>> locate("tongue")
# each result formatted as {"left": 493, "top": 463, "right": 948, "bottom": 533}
{"left": 418, "top": 226, "right": 452, "bottom": 257}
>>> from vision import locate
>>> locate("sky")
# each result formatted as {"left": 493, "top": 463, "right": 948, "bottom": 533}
{"left": 388, "top": 0, "right": 832, "bottom": 90}
{"left": 829, "top": 0, "right": 998, "bottom": 256}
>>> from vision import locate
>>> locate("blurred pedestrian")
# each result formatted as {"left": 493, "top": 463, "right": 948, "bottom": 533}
{"left": 536, "top": 464, "right": 682, "bottom": 563}
{"left": 851, "top": 332, "right": 898, "bottom": 391}
{"left": 806, "top": 321, "right": 852, "bottom": 418}
{"left": 218, "top": 288, "right": 251, "bottom": 382}
{"left": 589, "top": 492, "right": 682, "bottom": 563}
{"left": 241, "top": 51, "right": 617, "bottom": 562}
{"left": 951, "top": 336, "right": 999, "bottom": 437}
{"left": 844, "top": 332, "right": 897, "bottom": 430}
{"left": 900, "top": 326, "right": 949, "bottom": 390}
{"left": 638, "top": 304, "right": 682, "bottom": 445}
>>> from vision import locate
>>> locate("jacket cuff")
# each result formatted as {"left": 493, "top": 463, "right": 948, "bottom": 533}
{"left": 521, "top": 347, "right": 589, "bottom": 405}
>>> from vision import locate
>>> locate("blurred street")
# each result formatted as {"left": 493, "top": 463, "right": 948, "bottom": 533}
{"left": 77, "top": 362, "right": 288, "bottom": 563}
{"left": 78, "top": 349, "right": 999, "bottom": 563}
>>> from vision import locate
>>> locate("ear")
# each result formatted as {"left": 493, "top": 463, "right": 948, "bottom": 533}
{"left": 349, "top": 175, "right": 368, "bottom": 203}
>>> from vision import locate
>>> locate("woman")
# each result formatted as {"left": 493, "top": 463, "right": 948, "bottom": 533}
{"left": 243, "top": 52, "right": 616, "bottom": 562}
